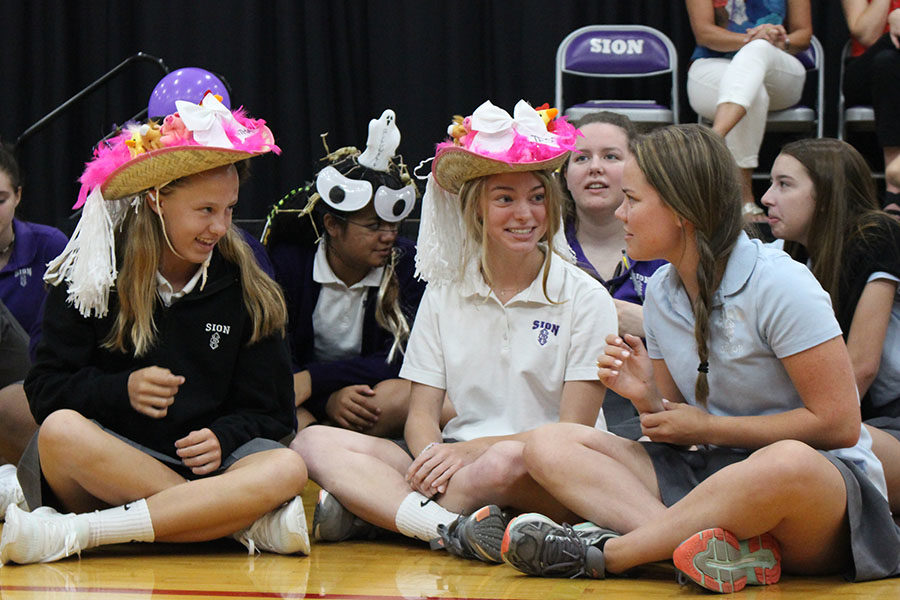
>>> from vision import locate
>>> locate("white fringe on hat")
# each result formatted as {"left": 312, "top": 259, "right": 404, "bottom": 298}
{"left": 44, "top": 187, "right": 133, "bottom": 318}
{"left": 414, "top": 174, "right": 575, "bottom": 288}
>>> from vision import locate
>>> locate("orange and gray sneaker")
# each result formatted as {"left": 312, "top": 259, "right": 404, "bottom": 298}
{"left": 673, "top": 527, "right": 781, "bottom": 593}
{"left": 431, "top": 504, "right": 510, "bottom": 563}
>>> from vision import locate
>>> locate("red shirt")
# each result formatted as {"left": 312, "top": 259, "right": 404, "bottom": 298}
{"left": 851, "top": 0, "right": 900, "bottom": 56}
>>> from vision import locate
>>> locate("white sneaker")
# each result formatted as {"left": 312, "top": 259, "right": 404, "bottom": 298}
{"left": 0, "top": 504, "right": 86, "bottom": 565}
{"left": 0, "top": 464, "right": 28, "bottom": 520}
{"left": 233, "top": 496, "right": 310, "bottom": 556}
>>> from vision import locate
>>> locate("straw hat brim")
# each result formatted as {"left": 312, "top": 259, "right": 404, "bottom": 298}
{"left": 101, "top": 146, "right": 259, "bottom": 200}
{"left": 432, "top": 145, "right": 570, "bottom": 194}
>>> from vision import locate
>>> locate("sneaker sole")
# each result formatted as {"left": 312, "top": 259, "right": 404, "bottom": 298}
{"left": 674, "top": 528, "right": 781, "bottom": 593}
{"left": 458, "top": 505, "right": 507, "bottom": 563}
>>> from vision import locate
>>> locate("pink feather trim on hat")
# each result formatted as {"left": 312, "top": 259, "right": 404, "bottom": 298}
{"left": 74, "top": 105, "right": 280, "bottom": 209}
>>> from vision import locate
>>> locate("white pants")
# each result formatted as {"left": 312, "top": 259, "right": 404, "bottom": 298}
{"left": 687, "top": 39, "right": 806, "bottom": 168}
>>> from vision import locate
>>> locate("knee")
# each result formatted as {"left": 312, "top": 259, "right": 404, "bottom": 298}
{"left": 467, "top": 441, "right": 527, "bottom": 496}
{"left": 289, "top": 424, "right": 330, "bottom": 471}
{"left": 733, "top": 38, "right": 773, "bottom": 63}
{"left": 523, "top": 423, "right": 564, "bottom": 475}
{"left": 257, "top": 448, "right": 308, "bottom": 498}
{"left": 38, "top": 409, "right": 91, "bottom": 458}
{"left": 871, "top": 48, "right": 900, "bottom": 77}
{"left": 885, "top": 157, "right": 900, "bottom": 188}
{"left": 745, "top": 440, "right": 828, "bottom": 492}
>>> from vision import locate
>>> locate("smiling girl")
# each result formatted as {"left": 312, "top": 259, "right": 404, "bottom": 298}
{"left": 292, "top": 100, "right": 616, "bottom": 564}
{"left": 1, "top": 95, "right": 309, "bottom": 565}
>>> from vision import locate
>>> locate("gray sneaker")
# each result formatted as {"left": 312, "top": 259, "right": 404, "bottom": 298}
{"left": 431, "top": 504, "right": 509, "bottom": 563}
{"left": 312, "top": 489, "right": 382, "bottom": 542}
{"left": 501, "top": 513, "right": 619, "bottom": 578}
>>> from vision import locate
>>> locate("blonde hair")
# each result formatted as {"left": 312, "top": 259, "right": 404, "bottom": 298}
{"left": 630, "top": 125, "right": 743, "bottom": 407}
{"left": 458, "top": 169, "right": 565, "bottom": 302}
{"left": 104, "top": 171, "right": 287, "bottom": 356}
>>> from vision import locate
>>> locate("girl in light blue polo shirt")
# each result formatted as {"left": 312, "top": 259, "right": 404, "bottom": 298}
{"left": 500, "top": 125, "right": 900, "bottom": 592}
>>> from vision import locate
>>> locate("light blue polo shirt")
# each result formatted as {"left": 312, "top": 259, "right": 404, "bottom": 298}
{"left": 644, "top": 232, "right": 886, "bottom": 496}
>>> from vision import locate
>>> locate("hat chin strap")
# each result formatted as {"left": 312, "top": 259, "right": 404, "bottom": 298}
{"left": 152, "top": 189, "right": 210, "bottom": 291}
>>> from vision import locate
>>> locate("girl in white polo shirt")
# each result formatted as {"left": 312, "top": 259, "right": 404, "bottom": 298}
{"left": 500, "top": 125, "right": 899, "bottom": 592}
{"left": 292, "top": 100, "right": 617, "bottom": 563}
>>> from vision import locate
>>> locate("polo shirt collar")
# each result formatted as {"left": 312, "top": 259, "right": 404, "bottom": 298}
{"left": 5, "top": 219, "right": 37, "bottom": 272}
{"left": 712, "top": 232, "right": 757, "bottom": 305}
{"left": 657, "top": 231, "right": 757, "bottom": 318}
{"left": 459, "top": 247, "right": 563, "bottom": 307}
{"left": 312, "top": 240, "right": 383, "bottom": 289}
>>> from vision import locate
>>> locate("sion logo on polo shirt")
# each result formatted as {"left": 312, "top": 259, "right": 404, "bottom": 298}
{"left": 15, "top": 267, "right": 31, "bottom": 287}
{"left": 532, "top": 320, "right": 560, "bottom": 346}
{"left": 205, "top": 322, "right": 231, "bottom": 350}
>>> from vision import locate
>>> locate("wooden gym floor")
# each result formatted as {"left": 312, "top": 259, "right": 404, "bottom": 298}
{"left": 0, "top": 483, "right": 897, "bottom": 599}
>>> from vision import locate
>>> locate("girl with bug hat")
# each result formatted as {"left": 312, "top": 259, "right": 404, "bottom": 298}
{"left": 264, "top": 110, "right": 431, "bottom": 438}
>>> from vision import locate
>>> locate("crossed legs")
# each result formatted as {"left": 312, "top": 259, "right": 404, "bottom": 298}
{"left": 38, "top": 409, "right": 307, "bottom": 541}
{"left": 523, "top": 422, "right": 851, "bottom": 576}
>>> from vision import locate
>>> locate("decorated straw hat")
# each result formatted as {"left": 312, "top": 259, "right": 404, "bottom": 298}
{"left": 76, "top": 92, "right": 277, "bottom": 207}
{"left": 431, "top": 100, "right": 578, "bottom": 194}
{"left": 416, "top": 100, "right": 579, "bottom": 285}
{"left": 45, "top": 92, "right": 279, "bottom": 318}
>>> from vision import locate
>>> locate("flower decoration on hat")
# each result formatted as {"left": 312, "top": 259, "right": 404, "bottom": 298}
{"left": 45, "top": 91, "right": 279, "bottom": 319}
{"left": 416, "top": 100, "right": 579, "bottom": 285}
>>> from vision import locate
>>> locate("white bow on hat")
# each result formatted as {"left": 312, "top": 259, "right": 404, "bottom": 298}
{"left": 468, "top": 100, "right": 559, "bottom": 155}
{"left": 176, "top": 93, "right": 244, "bottom": 148}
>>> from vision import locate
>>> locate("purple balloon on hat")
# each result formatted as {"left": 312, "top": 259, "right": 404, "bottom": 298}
{"left": 148, "top": 67, "right": 231, "bottom": 117}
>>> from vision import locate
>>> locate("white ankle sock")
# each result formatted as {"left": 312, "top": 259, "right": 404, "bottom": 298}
{"left": 394, "top": 492, "right": 459, "bottom": 541}
{"left": 83, "top": 498, "right": 155, "bottom": 548}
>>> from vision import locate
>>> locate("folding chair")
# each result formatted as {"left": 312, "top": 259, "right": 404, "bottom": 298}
{"left": 838, "top": 40, "right": 875, "bottom": 141}
{"left": 555, "top": 25, "right": 679, "bottom": 127}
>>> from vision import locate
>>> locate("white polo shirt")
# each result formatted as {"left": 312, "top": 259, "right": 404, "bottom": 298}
{"left": 312, "top": 241, "right": 384, "bottom": 362}
{"left": 400, "top": 254, "right": 617, "bottom": 441}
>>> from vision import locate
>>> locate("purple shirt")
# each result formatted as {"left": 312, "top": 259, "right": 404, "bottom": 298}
{"left": 0, "top": 219, "right": 67, "bottom": 340}
{"left": 565, "top": 218, "right": 665, "bottom": 305}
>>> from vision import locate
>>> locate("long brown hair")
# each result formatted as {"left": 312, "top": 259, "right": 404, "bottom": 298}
{"left": 779, "top": 138, "right": 882, "bottom": 314}
{"left": 630, "top": 125, "right": 743, "bottom": 406}
{"left": 105, "top": 167, "right": 287, "bottom": 356}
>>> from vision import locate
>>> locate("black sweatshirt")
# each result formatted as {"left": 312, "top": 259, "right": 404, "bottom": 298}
{"left": 25, "top": 251, "right": 295, "bottom": 460}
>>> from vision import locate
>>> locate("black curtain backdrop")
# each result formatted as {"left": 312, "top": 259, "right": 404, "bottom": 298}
{"left": 0, "top": 0, "right": 853, "bottom": 232}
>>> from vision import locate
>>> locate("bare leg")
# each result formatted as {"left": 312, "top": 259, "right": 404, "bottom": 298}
{"left": 865, "top": 424, "right": 900, "bottom": 514}
{"left": 291, "top": 424, "right": 413, "bottom": 530}
{"left": 295, "top": 407, "right": 317, "bottom": 430}
{"left": 885, "top": 147, "right": 900, "bottom": 195}
{"left": 603, "top": 441, "right": 850, "bottom": 576}
{"left": 523, "top": 423, "right": 664, "bottom": 533}
{"left": 439, "top": 440, "right": 579, "bottom": 523}
{"left": 711, "top": 102, "right": 747, "bottom": 138}
{"left": 38, "top": 409, "right": 307, "bottom": 541}
{"left": 0, "top": 383, "right": 37, "bottom": 464}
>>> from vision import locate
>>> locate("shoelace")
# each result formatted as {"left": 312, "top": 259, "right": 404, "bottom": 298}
{"left": 539, "top": 523, "right": 591, "bottom": 578}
